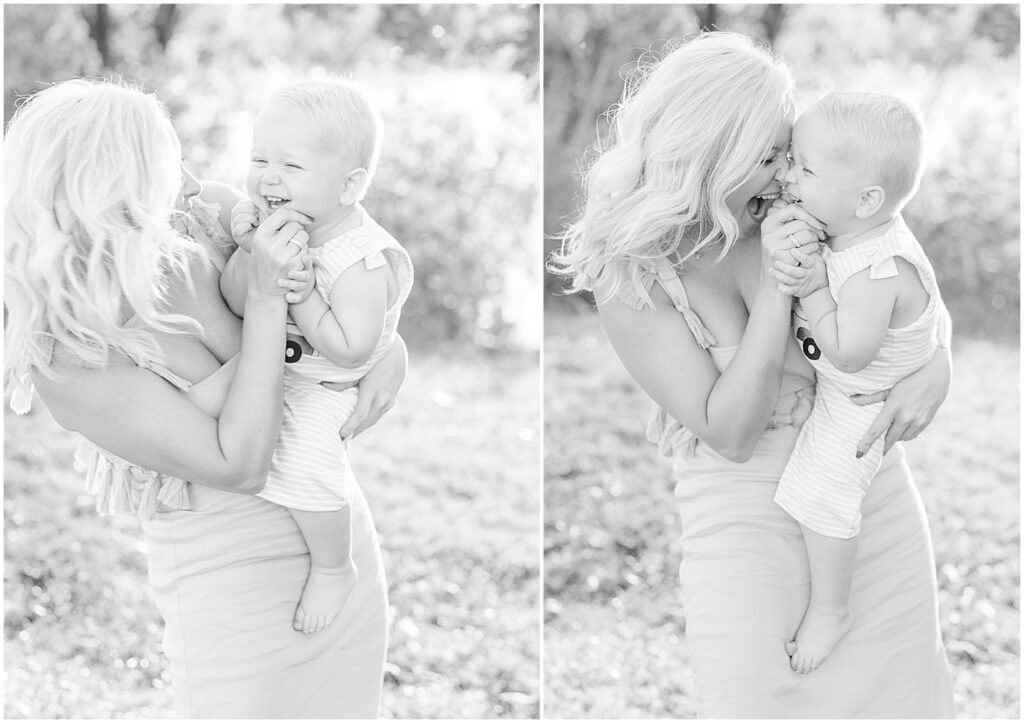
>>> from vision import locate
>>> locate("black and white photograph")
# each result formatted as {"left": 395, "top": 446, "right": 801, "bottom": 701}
{"left": 544, "top": 3, "right": 1018, "bottom": 719}
{"left": 4, "top": 3, "right": 540, "bottom": 718}
{"left": 5, "top": 1, "right": 1021, "bottom": 720}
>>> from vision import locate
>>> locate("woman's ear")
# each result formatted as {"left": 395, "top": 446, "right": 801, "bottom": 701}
{"left": 854, "top": 185, "right": 886, "bottom": 219}
{"left": 338, "top": 168, "right": 369, "bottom": 205}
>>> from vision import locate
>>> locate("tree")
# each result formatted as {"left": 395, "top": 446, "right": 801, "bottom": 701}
{"left": 82, "top": 4, "right": 113, "bottom": 68}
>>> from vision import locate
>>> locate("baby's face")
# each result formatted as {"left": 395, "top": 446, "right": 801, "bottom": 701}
{"left": 246, "top": 102, "right": 351, "bottom": 228}
{"left": 783, "top": 109, "right": 872, "bottom": 232}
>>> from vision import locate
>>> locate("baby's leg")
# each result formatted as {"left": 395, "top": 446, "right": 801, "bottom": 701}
{"left": 289, "top": 505, "right": 358, "bottom": 634}
{"left": 789, "top": 526, "right": 856, "bottom": 674}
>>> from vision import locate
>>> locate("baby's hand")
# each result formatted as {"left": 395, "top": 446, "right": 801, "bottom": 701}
{"left": 230, "top": 199, "right": 262, "bottom": 251}
{"left": 770, "top": 244, "right": 828, "bottom": 298}
{"left": 279, "top": 230, "right": 316, "bottom": 304}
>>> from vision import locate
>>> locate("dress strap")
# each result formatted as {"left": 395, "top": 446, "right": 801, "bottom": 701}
{"left": 651, "top": 261, "right": 718, "bottom": 350}
{"left": 121, "top": 348, "right": 194, "bottom": 392}
{"left": 138, "top": 357, "right": 193, "bottom": 391}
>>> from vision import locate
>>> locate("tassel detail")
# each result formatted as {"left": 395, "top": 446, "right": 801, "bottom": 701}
{"left": 73, "top": 440, "right": 191, "bottom": 520}
{"left": 678, "top": 305, "right": 717, "bottom": 350}
{"left": 9, "top": 373, "right": 34, "bottom": 414}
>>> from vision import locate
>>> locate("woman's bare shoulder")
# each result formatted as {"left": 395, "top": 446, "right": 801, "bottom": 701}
{"left": 199, "top": 180, "right": 246, "bottom": 210}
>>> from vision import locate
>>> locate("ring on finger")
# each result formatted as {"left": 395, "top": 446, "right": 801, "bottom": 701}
{"left": 787, "top": 233, "right": 800, "bottom": 248}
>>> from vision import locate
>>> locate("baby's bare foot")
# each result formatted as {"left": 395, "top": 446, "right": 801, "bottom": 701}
{"left": 293, "top": 562, "right": 358, "bottom": 634}
{"left": 788, "top": 605, "right": 852, "bottom": 674}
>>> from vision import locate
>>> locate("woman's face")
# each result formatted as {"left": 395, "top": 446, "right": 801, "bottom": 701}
{"left": 726, "top": 119, "right": 793, "bottom": 238}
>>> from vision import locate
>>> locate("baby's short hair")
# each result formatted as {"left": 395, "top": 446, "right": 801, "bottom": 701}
{"left": 813, "top": 91, "right": 925, "bottom": 210}
{"left": 270, "top": 78, "right": 382, "bottom": 179}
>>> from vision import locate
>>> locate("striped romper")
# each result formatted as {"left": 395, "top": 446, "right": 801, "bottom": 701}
{"left": 774, "top": 216, "right": 941, "bottom": 539}
{"left": 259, "top": 210, "right": 414, "bottom": 512}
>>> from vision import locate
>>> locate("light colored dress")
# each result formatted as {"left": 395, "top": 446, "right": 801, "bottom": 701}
{"left": 13, "top": 200, "right": 389, "bottom": 718}
{"left": 776, "top": 217, "right": 942, "bottom": 538}
{"left": 72, "top": 355, "right": 389, "bottom": 718}
{"left": 634, "top": 258, "right": 955, "bottom": 718}
{"left": 262, "top": 207, "right": 414, "bottom": 511}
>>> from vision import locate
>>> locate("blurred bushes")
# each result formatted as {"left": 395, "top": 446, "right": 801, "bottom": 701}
{"left": 544, "top": 4, "right": 1020, "bottom": 341}
{"left": 4, "top": 3, "right": 540, "bottom": 350}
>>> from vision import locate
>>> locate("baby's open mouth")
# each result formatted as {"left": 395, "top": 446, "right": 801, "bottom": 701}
{"left": 263, "top": 195, "right": 290, "bottom": 211}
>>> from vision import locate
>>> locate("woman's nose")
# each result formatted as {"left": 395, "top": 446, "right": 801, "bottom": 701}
{"left": 181, "top": 166, "right": 202, "bottom": 200}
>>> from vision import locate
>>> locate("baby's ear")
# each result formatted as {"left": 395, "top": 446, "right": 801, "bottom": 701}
{"left": 854, "top": 185, "right": 886, "bottom": 219}
{"left": 338, "top": 168, "right": 369, "bottom": 205}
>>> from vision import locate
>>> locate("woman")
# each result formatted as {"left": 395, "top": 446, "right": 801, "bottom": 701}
{"left": 5, "top": 79, "right": 403, "bottom": 717}
{"left": 555, "top": 33, "right": 955, "bottom": 717}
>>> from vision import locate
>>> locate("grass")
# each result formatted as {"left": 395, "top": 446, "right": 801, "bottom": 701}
{"left": 4, "top": 343, "right": 540, "bottom": 719}
{"left": 543, "top": 310, "right": 1019, "bottom": 719}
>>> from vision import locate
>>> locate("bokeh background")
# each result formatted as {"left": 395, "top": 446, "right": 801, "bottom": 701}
{"left": 4, "top": 3, "right": 540, "bottom": 718}
{"left": 544, "top": 4, "right": 1019, "bottom": 719}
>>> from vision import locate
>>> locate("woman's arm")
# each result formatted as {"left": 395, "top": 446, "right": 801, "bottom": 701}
{"left": 599, "top": 204, "right": 824, "bottom": 462}
{"left": 600, "top": 263, "right": 792, "bottom": 462}
{"left": 853, "top": 298, "right": 953, "bottom": 455}
{"left": 34, "top": 208, "right": 310, "bottom": 493}
{"left": 334, "top": 334, "right": 408, "bottom": 440}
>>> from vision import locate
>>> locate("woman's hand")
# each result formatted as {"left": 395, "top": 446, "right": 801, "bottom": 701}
{"left": 331, "top": 336, "right": 408, "bottom": 440}
{"left": 760, "top": 200, "right": 826, "bottom": 269}
{"left": 247, "top": 207, "right": 313, "bottom": 299}
{"left": 852, "top": 347, "right": 951, "bottom": 455}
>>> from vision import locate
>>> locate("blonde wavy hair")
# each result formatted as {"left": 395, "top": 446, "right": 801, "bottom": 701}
{"left": 5, "top": 78, "right": 199, "bottom": 390}
{"left": 553, "top": 32, "right": 794, "bottom": 305}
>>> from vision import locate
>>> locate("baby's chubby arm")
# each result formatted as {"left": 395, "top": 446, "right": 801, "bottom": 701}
{"left": 801, "top": 268, "right": 898, "bottom": 373}
{"left": 288, "top": 262, "right": 389, "bottom": 368}
{"left": 220, "top": 247, "right": 251, "bottom": 317}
